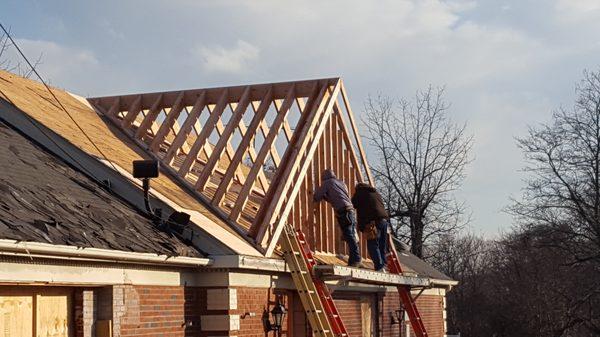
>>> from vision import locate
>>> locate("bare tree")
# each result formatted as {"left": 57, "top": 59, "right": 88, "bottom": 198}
{"left": 0, "top": 27, "right": 42, "bottom": 78}
{"left": 363, "top": 86, "right": 473, "bottom": 257}
{"left": 428, "top": 233, "right": 495, "bottom": 335}
{"left": 508, "top": 69, "right": 600, "bottom": 335}
{"left": 511, "top": 69, "right": 600, "bottom": 264}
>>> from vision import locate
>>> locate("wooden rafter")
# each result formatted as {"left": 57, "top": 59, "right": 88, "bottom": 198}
{"left": 163, "top": 92, "right": 207, "bottom": 164}
{"left": 87, "top": 77, "right": 372, "bottom": 257}
{"left": 212, "top": 86, "right": 275, "bottom": 207}
{"left": 195, "top": 86, "right": 251, "bottom": 191}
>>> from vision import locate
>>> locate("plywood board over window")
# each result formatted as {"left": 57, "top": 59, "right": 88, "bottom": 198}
{"left": 0, "top": 287, "right": 73, "bottom": 337}
{"left": 360, "top": 297, "right": 374, "bottom": 337}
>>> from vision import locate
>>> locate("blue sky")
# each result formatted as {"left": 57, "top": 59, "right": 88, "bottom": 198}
{"left": 3, "top": 0, "right": 600, "bottom": 236}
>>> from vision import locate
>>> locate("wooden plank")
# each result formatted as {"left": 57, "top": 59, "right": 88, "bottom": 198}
{"left": 301, "top": 169, "right": 309, "bottom": 245}
{"left": 36, "top": 291, "right": 71, "bottom": 337}
{"left": 248, "top": 82, "right": 325, "bottom": 237}
{"left": 150, "top": 91, "right": 186, "bottom": 152}
{"left": 325, "top": 116, "right": 334, "bottom": 253}
{"left": 274, "top": 98, "right": 296, "bottom": 142}
{"left": 235, "top": 120, "right": 270, "bottom": 192}
{"left": 178, "top": 89, "right": 228, "bottom": 177}
{"left": 229, "top": 85, "right": 297, "bottom": 221}
{"left": 259, "top": 80, "right": 341, "bottom": 256}
{"left": 164, "top": 93, "right": 207, "bottom": 164}
{"left": 121, "top": 95, "right": 141, "bottom": 128}
{"left": 106, "top": 97, "right": 121, "bottom": 122}
{"left": 96, "top": 320, "right": 112, "bottom": 337}
{"left": 331, "top": 115, "right": 341, "bottom": 254}
{"left": 340, "top": 80, "right": 374, "bottom": 184}
{"left": 258, "top": 119, "right": 281, "bottom": 166}
{"left": 344, "top": 148, "right": 351, "bottom": 256}
{"left": 0, "top": 294, "right": 33, "bottom": 337}
{"left": 337, "top": 128, "right": 345, "bottom": 254}
{"left": 215, "top": 118, "right": 247, "bottom": 187}
{"left": 334, "top": 102, "right": 364, "bottom": 182}
{"left": 316, "top": 139, "right": 324, "bottom": 252}
{"left": 318, "top": 135, "right": 327, "bottom": 252}
{"left": 254, "top": 101, "right": 283, "bottom": 167}
{"left": 89, "top": 78, "right": 335, "bottom": 110}
{"left": 195, "top": 86, "right": 252, "bottom": 191}
{"left": 134, "top": 93, "right": 164, "bottom": 139}
{"left": 212, "top": 86, "right": 276, "bottom": 206}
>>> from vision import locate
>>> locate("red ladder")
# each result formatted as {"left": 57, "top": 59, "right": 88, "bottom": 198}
{"left": 280, "top": 224, "right": 348, "bottom": 337}
{"left": 295, "top": 228, "right": 348, "bottom": 336}
{"left": 387, "top": 235, "right": 429, "bottom": 337}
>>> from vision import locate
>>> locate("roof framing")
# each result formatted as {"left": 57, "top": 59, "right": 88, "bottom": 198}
{"left": 88, "top": 78, "right": 372, "bottom": 257}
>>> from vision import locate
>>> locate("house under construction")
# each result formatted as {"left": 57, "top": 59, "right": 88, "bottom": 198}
{"left": 0, "top": 70, "right": 456, "bottom": 337}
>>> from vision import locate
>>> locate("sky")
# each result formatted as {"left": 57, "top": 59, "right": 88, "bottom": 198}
{"left": 3, "top": 0, "right": 600, "bottom": 236}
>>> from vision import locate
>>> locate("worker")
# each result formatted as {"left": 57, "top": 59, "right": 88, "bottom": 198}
{"left": 314, "top": 169, "right": 362, "bottom": 268}
{"left": 351, "top": 183, "right": 389, "bottom": 272}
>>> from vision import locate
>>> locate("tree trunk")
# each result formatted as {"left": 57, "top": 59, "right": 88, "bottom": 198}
{"left": 410, "top": 213, "right": 424, "bottom": 257}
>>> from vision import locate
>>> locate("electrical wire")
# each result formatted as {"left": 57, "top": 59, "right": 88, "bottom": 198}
{"left": 0, "top": 87, "right": 102, "bottom": 183}
{"left": 0, "top": 21, "right": 120, "bottom": 174}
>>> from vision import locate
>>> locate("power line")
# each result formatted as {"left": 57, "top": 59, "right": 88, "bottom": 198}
{"left": 0, "top": 22, "right": 120, "bottom": 174}
{"left": 0, "top": 87, "right": 102, "bottom": 182}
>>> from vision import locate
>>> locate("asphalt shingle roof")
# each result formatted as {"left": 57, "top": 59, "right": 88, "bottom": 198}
{"left": 0, "top": 119, "right": 202, "bottom": 257}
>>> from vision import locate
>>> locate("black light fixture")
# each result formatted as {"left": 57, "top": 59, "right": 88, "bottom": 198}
{"left": 265, "top": 298, "right": 286, "bottom": 336}
{"left": 132, "top": 160, "right": 191, "bottom": 233}
{"left": 390, "top": 309, "right": 404, "bottom": 325}
{"left": 133, "top": 159, "right": 160, "bottom": 217}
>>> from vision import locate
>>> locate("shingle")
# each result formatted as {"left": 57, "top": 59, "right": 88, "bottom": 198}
{"left": 0, "top": 120, "right": 202, "bottom": 257}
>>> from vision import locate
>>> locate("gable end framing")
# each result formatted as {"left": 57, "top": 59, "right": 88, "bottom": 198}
{"left": 88, "top": 78, "right": 372, "bottom": 257}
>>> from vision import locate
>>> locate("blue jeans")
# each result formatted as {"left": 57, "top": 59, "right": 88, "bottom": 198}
{"left": 367, "top": 219, "right": 389, "bottom": 270}
{"left": 338, "top": 209, "right": 361, "bottom": 265}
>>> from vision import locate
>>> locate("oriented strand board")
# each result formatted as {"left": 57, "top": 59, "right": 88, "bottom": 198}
{"left": 0, "top": 70, "right": 251, "bottom": 249}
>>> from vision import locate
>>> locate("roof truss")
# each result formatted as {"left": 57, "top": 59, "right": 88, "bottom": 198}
{"left": 88, "top": 78, "right": 372, "bottom": 257}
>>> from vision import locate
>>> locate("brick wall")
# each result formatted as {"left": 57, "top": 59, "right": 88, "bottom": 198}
{"left": 379, "top": 291, "right": 402, "bottom": 337}
{"left": 74, "top": 289, "right": 84, "bottom": 337}
{"left": 116, "top": 285, "right": 203, "bottom": 337}
{"left": 73, "top": 284, "right": 445, "bottom": 337}
{"left": 74, "top": 288, "right": 96, "bottom": 337}
{"left": 333, "top": 293, "right": 372, "bottom": 337}
{"left": 412, "top": 295, "right": 444, "bottom": 337}
{"left": 233, "top": 287, "right": 291, "bottom": 337}
{"left": 110, "top": 285, "right": 290, "bottom": 337}
{"left": 378, "top": 291, "right": 446, "bottom": 337}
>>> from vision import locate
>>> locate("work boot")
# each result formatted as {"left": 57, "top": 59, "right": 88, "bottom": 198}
{"left": 375, "top": 267, "right": 388, "bottom": 273}
{"left": 348, "top": 261, "right": 364, "bottom": 268}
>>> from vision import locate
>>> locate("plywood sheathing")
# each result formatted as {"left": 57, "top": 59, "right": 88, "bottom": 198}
{"left": 0, "top": 70, "right": 256, "bottom": 254}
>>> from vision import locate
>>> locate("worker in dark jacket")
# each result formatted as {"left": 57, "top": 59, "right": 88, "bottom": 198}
{"left": 314, "top": 169, "right": 362, "bottom": 267}
{"left": 351, "top": 183, "right": 389, "bottom": 272}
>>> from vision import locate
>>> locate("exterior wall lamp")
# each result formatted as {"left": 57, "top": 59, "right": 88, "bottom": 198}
{"left": 390, "top": 309, "right": 404, "bottom": 325}
{"left": 264, "top": 298, "right": 286, "bottom": 336}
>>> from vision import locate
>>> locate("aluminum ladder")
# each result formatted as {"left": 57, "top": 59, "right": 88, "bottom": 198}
{"left": 281, "top": 225, "right": 348, "bottom": 337}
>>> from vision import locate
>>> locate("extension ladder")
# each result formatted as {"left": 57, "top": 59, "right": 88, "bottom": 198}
{"left": 281, "top": 225, "right": 348, "bottom": 337}
{"left": 281, "top": 224, "right": 428, "bottom": 337}
{"left": 387, "top": 235, "right": 429, "bottom": 337}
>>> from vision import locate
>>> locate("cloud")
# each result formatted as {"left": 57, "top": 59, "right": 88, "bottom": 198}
{"left": 3, "top": 38, "right": 99, "bottom": 89}
{"left": 8, "top": 0, "right": 600, "bottom": 234}
{"left": 193, "top": 40, "right": 259, "bottom": 73}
